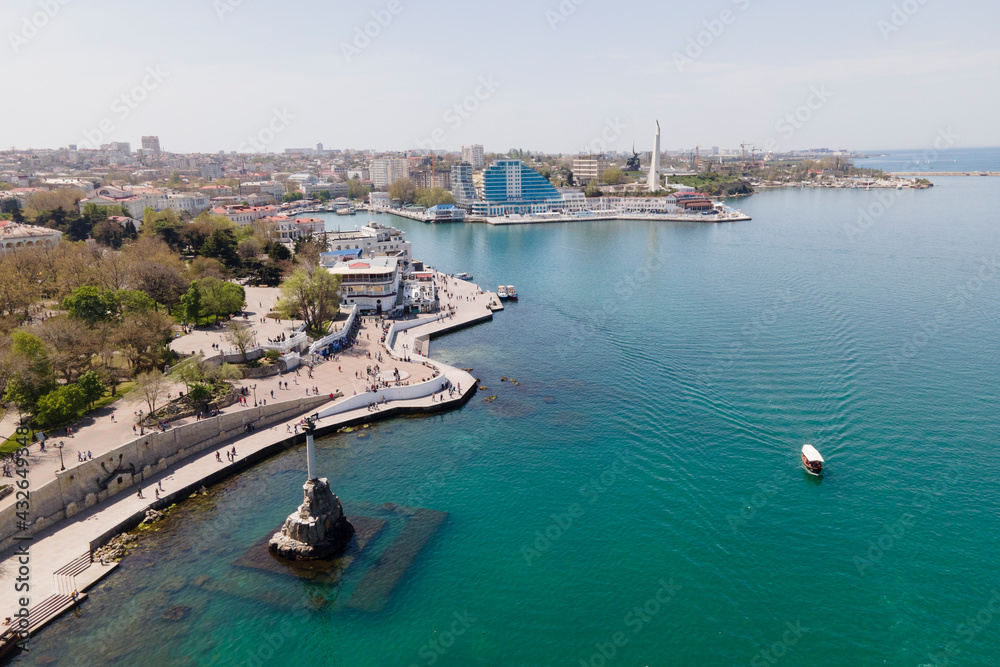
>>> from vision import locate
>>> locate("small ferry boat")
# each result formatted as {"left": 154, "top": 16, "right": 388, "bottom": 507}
{"left": 801, "top": 444, "right": 824, "bottom": 476}
{"left": 496, "top": 285, "right": 509, "bottom": 299}
{"left": 336, "top": 207, "right": 351, "bottom": 216}
{"left": 455, "top": 272, "right": 474, "bottom": 281}
{"left": 506, "top": 285, "right": 518, "bottom": 300}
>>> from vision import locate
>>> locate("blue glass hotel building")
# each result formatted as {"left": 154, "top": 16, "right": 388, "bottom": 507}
{"left": 471, "top": 160, "right": 564, "bottom": 216}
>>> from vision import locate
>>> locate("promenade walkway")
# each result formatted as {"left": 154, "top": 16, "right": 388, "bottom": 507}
{"left": 0, "top": 272, "right": 496, "bottom": 641}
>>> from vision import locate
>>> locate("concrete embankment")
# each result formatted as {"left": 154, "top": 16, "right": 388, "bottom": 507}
{"left": 0, "top": 278, "right": 497, "bottom": 640}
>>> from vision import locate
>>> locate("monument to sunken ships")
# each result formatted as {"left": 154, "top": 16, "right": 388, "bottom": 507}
{"left": 268, "top": 418, "right": 354, "bottom": 560}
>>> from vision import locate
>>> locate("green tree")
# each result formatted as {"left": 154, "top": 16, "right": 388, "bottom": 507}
{"left": 2, "top": 331, "right": 56, "bottom": 415}
{"left": 77, "top": 370, "right": 106, "bottom": 408}
{"left": 584, "top": 180, "right": 603, "bottom": 198}
{"left": 415, "top": 188, "right": 456, "bottom": 208}
{"left": 114, "top": 289, "right": 157, "bottom": 316}
{"left": 35, "top": 384, "right": 87, "bottom": 428}
{"left": 180, "top": 283, "right": 202, "bottom": 323}
{"left": 62, "top": 286, "right": 115, "bottom": 325}
{"left": 200, "top": 228, "right": 241, "bottom": 270}
{"left": 601, "top": 167, "right": 625, "bottom": 185}
{"left": 278, "top": 265, "right": 341, "bottom": 335}
{"left": 283, "top": 192, "right": 304, "bottom": 203}
{"left": 199, "top": 277, "right": 245, "bottom": 322}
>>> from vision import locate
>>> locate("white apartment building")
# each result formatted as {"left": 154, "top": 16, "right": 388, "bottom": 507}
{"left": 461, "top": 144, "right": 485, "bottom": 169}
{"left": 369, "top": 158, "right": 409, "bottom": 188}
{"left": 573, "top": 155, "right": 609, "bottom": 185}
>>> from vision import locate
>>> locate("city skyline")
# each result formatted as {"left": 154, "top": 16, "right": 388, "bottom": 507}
{"left": 2, "top": 0, "right": 998, "bottom": 154}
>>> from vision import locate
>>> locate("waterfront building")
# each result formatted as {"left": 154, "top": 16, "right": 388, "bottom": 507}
{"left": 471, "top": 159, "right": 563, "bottom": 216}
{"left": 573, "top": 155, "right": 609, "bottom": 185}
{"left": 141, "top": 136, "right": 161, "bottom": 155}
{"left": 323, "top": 255, "right": 402, "bottom": 315}
{"left": 301, "top": 181, "right": 348, "bottom": 198}
{"left": 426, "top": 204, "right": 466, "bottom": 222}
{"left": 369, "top": 191, "right": 392, "bottom": 210}
{"left": 0, "top": 221, "right": 63, "bottom": 252}
{"left": 325, "top": 221, "right": 411, "bottom": 269}
{"left": 461, "top": 144, "right": 485, "bottom": 169}
{"left": 648, "top": 120, "right": 661, "bottom": 192}
{"left": 369, "top": 158, "right": 409, "bottom": 188}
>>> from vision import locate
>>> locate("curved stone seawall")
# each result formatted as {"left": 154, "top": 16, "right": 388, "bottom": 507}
{"left": 0, "top": 395, "right": 332, "bottom": 554}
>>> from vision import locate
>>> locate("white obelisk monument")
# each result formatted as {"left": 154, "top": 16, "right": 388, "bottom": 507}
{"left": 647, "top": 120, "right": 661, "bottom": 192}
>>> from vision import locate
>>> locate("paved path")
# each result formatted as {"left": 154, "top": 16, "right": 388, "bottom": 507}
{"left": 0, "top": 272, "right": 498, "bottom": 634}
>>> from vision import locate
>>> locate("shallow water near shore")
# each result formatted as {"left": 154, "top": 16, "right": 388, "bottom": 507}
{"left": 17, "top": 176, "right": 1000, "bottom": 666}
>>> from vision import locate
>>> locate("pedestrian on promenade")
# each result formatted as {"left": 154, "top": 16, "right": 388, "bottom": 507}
{"left": 158, "top": 480, "right": 163, "bottom": 491}
{"left": 216, "top": 452, "right": 222, "bottom": 462}
{"left": 137, "top": 486, "right": 143, "bottom": 499}
{"left": 231, "top": 446, "right": 236, "bottom": 458}
{"left": 155, "top": 488, "right": 160, "bottom": 499}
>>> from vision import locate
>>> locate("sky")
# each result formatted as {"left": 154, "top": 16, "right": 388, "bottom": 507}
{"left": 2, "top": 0, "right": 998, "bottom": 155}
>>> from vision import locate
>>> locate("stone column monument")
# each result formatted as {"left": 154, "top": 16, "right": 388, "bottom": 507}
{"left": 268, "top": 415, "right": 354, "bottom": 560}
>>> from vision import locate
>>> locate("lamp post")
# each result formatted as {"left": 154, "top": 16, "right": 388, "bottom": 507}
{"left": 253, "top": 384, "right": 257, "bottom": 407}
{"left": 57, "top": 441, "right": 65, "bottom": 471}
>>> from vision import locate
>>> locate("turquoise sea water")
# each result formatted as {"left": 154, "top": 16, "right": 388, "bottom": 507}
{"left": 18, "top": 177, "right": 1000, "bottom": 666}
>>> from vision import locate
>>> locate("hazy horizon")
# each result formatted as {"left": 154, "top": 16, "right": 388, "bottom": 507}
{"left": 3, "top": 0, "right": 997, "bottom": 155}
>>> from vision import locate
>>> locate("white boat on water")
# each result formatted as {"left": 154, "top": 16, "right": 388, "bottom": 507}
{"left": 506, "top": 285, "right": 518, "bottom": 300}
{"left": 496, "top": 285, "right": 509, "bottom": 299}
{"left": 455, "top": 272, "right": 474, "bottom": 281}
{"left": 801, "top": 444, "right": 824, "bottom": 476}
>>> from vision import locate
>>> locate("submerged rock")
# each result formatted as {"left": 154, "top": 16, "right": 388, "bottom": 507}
{"left": 162, "top": 605, "right": 192, "bottom": 621}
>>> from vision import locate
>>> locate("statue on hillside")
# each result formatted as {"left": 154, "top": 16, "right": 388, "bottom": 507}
{"left": 626, "top": 143, "right": 641, "bottom": 172}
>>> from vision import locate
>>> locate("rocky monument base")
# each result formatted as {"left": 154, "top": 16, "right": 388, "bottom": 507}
{"left": 268, "top": 478, "right": 355, "bottom": 561}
